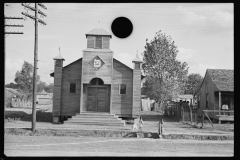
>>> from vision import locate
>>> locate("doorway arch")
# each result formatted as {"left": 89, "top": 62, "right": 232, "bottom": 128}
{"left": 89, "top": 77, "right": 104, "bottom": 85}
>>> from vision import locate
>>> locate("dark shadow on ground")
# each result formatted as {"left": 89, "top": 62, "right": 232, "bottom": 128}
{"left": 5, "top": 111, "right": 29, "bottom": 119}
{"left": 5, "top": 111, "right": 52, "bottom": 123}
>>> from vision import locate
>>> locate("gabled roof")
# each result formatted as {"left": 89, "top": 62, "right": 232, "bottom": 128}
{"left": 86, "top": 27, "right": 112, "bottom": 38}
{"left": 208, "top": 69, "right": 234, "bottom": 92}
{"left": 50, "top": 57, "right": 146, "bottom": 79}
{"left": 37, "top": 90, "right": 50, "bottom": 95}
{"left": 194, "top": 69, "right": 234, "bottom": 95}
{"left": 5, "top": 88, "right": 23, "bottom": 97}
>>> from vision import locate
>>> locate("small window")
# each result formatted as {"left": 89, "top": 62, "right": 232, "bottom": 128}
{"left": 70, "top": 83, "right": 76, "bottom": 93}
{"left": 119, "top": 84, "right": 126, "bottom": 95}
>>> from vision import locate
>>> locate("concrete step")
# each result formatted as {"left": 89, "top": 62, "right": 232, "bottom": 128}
{"left": 64, "top": 121, "right": 124, "bottom": 126}
{"left": 76, "top": 112, "right": 114, "bottom": 115}
{"left": 71, "top": 116, "right": 122, "bottom": 120}
{"left": 74, "top": 115, "right": 117, "bottom": 118}
{"left": 67, "top": 118, "right": 124, "bottom": 123}
{"left": 69, "top": 118, "right": 123, "bottom": 122}
{"left": 64, "top": 112, "right": 124, "bottom": 126}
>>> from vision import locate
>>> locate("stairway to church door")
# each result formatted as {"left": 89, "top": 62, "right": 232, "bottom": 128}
{"left": 87, "top": 87, "right": 107, "bottom": 112}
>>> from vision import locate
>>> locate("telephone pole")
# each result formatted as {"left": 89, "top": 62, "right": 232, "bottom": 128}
{"left": 22, "top": 3, "right": 47, "bottom": 132}
{"left": 4, "top": 15, "right": 24, "bottom": 133}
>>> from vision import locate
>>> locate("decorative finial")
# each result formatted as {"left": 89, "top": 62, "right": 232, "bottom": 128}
{"left": 58, "top": 47, "right": 61, "bottom": 56}
{"left": 136, "top": 50, "right": 139, "bottom": 58}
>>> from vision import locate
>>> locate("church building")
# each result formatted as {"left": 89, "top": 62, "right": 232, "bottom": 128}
{"left": 50, "top": 27, "right": 143, "bottom": 124}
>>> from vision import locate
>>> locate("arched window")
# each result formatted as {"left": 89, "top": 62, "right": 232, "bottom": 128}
{"left": 90, "top": 78, "right": 104, "bottom": 85}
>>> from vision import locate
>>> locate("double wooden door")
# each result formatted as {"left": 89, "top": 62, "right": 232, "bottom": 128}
{"left": 87, "top": 87, "right": 108, "bottom": 112}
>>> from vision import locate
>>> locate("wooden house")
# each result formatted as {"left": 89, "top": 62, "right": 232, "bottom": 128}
{"left": 194, "top": 69, "right": 234, "bottom": 123}
{"left": 50, "top": 27, "right": 143, "bottom": 124}
{"left": 36, "top": 90, "right": 52, "bottom": 105}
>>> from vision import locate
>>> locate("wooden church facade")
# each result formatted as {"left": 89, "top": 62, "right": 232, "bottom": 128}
{"left": 50, "top": 28, "right": 142, "bottom": 123}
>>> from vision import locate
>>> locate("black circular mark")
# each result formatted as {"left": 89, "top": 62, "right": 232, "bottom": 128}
{"left": 111, "top": 17, "right": 133, "bottom": 39}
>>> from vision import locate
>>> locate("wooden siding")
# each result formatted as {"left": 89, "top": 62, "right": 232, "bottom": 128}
{"left": 82, "top": 51, "right": 113, "bottom": 84}
{"left": 87, "top": 36, "right": 95, "bottom": 48}
{"left": 196, "top": 71, "right": 222, "bottom": 118}
{"left": 60, "top": 59, "right": 82, "bottom": 116}
{"left": 132, "top": 69, "right": 141, "bottom": 117}
{"left": 52, "top": 63, "right": 63, "bottom": 116}
{"left": 111, "top": 59, "right": 133, "bottom": 116}
{"left": 102, "top": 36, "right": 110, "bottom": 49}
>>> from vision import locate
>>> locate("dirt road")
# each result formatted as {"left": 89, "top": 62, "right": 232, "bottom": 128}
{"left": 4, "top": 135, "right": 233, "bottom": 157}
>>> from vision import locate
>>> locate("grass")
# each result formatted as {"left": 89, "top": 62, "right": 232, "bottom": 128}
{"left": 5, "top": 110, "right": 52, "bottom": 123}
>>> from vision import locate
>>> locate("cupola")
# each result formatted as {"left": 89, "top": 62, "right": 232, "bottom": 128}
{"left": 85, "top": 27, "right": 112, "bottom": 49}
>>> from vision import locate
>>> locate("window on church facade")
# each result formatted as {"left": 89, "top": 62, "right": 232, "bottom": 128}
{"left": 119, "top": 84, "right": 127, "bottom": 95}
{"left": 70, "top": 83, "right": 76, "bottom": 93}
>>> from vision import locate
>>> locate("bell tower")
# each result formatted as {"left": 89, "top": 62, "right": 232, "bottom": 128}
{"left": 80, "top": 27, "right": 113, "bottom": 113}
{"left": 132, "top": 51, "right": 143, "bottom": 118}
{"left": 52, "top": 48, "right": 65, "bottom": 123}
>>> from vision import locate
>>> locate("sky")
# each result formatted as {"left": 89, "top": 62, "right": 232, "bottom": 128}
{"left": 4, "top": 3, "right": 234, "bottom": 85}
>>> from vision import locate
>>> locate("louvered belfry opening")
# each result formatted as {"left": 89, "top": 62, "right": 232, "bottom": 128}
{"left": 95, "top": 36, "right": 102, "bottom": 49}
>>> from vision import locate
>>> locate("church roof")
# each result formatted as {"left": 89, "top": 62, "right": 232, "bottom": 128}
{"left": 50, "top": 57, "right": 145, "bottom": 80}
{"left": 86, "top": 27, "right": 112, "bottom": 38}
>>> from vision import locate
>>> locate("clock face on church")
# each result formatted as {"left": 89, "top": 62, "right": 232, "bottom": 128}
{"left": 89, "top": 55, "right": 105, "bottom": 70}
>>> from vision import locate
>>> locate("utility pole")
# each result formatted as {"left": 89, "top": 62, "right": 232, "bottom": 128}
{"left": 22, "top": 3, "right": 47, "bottom": 132}
{"left": 4, "top": 15, "right": 24, "bottom": 133}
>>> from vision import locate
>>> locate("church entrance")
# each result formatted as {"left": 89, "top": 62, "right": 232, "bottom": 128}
{"left": 86, "top": 78, "right": 109, "bottom": 112}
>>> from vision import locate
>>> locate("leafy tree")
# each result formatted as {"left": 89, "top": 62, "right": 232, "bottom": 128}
{"left": 184, "top": 73, "right": 203, "bottom": 95}
{"left": 14, "top": 61, "right": 40, "bottom": 95}
{"left": 5, "top": 82, "right": 19, "bottom": 89}
{"left": 44, "top": 83, "right": 53, "bottom": 93}
{"left": 37, "top": 81, "right": 47, "bottom": 92}
{"left": 142, "top": 30, "right": 188, "bottom": 104}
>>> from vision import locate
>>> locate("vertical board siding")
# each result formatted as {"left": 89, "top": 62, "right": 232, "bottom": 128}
{"left": 112, "top": 59, "right": 133, "bottom": 116}
{"left": 52, "top": 62, "right": 63, "bottom": 116}
{"left": 82, "top": 51, "right": 113, "bottom": 84}
{"left": 132, "top": 69, "right": 141, "bottom": 117}
{"left": 61, "top": 59, "right": 82, "bottom": 116}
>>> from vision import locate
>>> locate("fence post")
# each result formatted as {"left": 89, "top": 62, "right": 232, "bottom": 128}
{"left": 158, "top": 119, "right": 163, "bottom": 138}
{"left": 189, "top": 105, "right": 192, "bottom": 124}
{"left": 201, "top": 111, "right": 204, "bottom": 128}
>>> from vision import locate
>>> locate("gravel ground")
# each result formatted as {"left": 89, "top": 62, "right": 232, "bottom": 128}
{"left": 4, "top": 135, "right": 234, "bottom": 157}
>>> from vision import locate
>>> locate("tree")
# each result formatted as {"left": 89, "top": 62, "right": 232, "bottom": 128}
{"left": 37, "top": 81, "right": 47, "bottom": 92}
{"left": 44, "top": 83, "right": 53, "bottom": 93}
{"left": 184, "top": 73, "right": 203, "bottom": 95}
{"left": 5, "top": 82, "right": 19, "bottom": 89}
{"left": 14, "top": 61, "right": 40, "bottom": 95}
{"left": 142, "top": 30, "right": 188, "bottom": 103}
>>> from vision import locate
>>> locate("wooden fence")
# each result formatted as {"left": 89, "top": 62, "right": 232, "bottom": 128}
{"left": 164, "top": 102, "right": 234, "bottom": 127}
{"left": 11, "top": 98, "right": 32, "bottom": 108}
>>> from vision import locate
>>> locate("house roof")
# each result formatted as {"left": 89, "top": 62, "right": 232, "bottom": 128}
{"left": 194, "top": 69, "right": 234, "bottom": 95}
{"left": 208, "top": 69, "right": 234, "bottom": 92}
{"left": 86, "top": 27, "right": 112, "bottom": 38}
{"left": 5, "top": 88, "right": 23, "bottom": 97}
{"left": 37, "top": 90, "right": 50, "bottom": 95}
{"left": 50, "top": 57, "right": 146, "bottom": 80}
